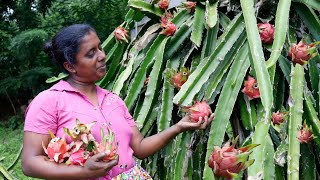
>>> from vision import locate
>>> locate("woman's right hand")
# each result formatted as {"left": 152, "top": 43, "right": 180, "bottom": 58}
{"left": 83, "top": 152, "right": 119, "bottom": 178}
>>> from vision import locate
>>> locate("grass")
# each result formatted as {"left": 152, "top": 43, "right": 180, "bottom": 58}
{"left": 0, "top": 124, "right": 37, "bottom": 180}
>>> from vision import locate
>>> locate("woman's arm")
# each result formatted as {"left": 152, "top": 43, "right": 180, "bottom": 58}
{"left": 131, "top": 114, "right": 214, "bottom": 159}
{"left": 22, "top": 132, "right": 118, "bottom": 180}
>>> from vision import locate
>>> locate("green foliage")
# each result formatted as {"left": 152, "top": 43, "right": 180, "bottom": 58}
{"left": 98, "top": 0, "right": 320, "bottom": 179}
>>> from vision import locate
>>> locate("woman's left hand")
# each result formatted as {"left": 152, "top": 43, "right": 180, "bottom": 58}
{"left": 175, "top": 114, "right": 214, "bottom": 133}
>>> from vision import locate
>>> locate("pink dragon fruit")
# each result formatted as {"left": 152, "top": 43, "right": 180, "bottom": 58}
{"left": 66, "top": 148, "right": 91, "bottom": 166}
{"left": 160, "top": 12, "right": 173, "bottom": 28}
{"left": 183, "top": 1, "right": 196, "bottom": 12}
{"left": 186, "top": 101, "right": 212, "bottom": 123}
{"left": 158, "top": 0, "right": 169, "bottom": 10}
{"left": 242, "top": 76, "right": 260, "bottom": 100}
{"left": 160, "top": 22, "right": 176, "bottom": 37}
{"left": 42, "top": 131, "right": 69, "bottom": 163}
{"left": 298, "top": 123, "right": 314, "bottom": 144}
{"left": 208, "top": 137, "right": 258, "bottom": 179}
{"left": 64, "top": 119, "right": 96, "bottom": 152}
{"left": 94, "top": 127, "right": 118, "bottom": 161}
{"left": 288, "top": 41, "right": 318, "bottom": 65}
{"left": 271, "top": 111, "right": 287, "bottom": 125}
{"left": 114, "top": 27, "right": 129, "bottom": 43}
{"left": 258, "top": 23, "right": 274, "bottom": 44}
{"left": 166, "top": 67, "right": 190, "bottom": 89}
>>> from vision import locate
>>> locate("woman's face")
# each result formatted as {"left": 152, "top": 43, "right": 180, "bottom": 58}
{"left": 72, "top": 31, "right": 106, "bottom": 83}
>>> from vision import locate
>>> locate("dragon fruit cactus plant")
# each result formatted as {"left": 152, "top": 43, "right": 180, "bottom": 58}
{"left": 42, "top": 130, "right": 70, "bottom": 163}
{"left": 242, "top": 76, "right": 260, "bottom": 100}
{"left": 258, "top": 22, "right": 274, "bottom": 44}
{"left": 208, "top": 137, "right": 258, "bottom": 179}
{"left": 298, "top": 122, "right": 314, "bottom": 144}
{"left": 94, "top": 127, "right": 119, "bottom": 161}
{"left": 288, "top": 41, "right": 319, "bottom": 65}
{"left": 185, "top": 101, "right": 212, "bottom": 123}
{"left": 87, "top": 0, "right": 320, "bottom": 179}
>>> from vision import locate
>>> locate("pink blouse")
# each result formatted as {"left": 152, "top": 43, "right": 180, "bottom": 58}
{"left": 24, "top": 80, "right": 136, "bottom": 179}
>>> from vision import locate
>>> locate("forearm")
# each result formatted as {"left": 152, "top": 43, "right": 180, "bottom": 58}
{"left": 22, "top": 155, "right": 89, "bottom": 180}
{"left": 134, "top": 124, "right": 181, "bottom": 159}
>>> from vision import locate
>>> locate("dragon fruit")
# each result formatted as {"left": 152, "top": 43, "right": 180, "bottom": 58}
{"left": 288, "top": 41, "right": 318, "bottom": 65}
{"left": 158, "top": 0, "right": 169, "bottom": 10}
{"left": 64, "top": 119, "right": 97, "bottom": 152}
{"left": 94, "top": 127, "right": 118, "bottom": 161}
{"left": 66, "top": 148, "right": 91, "bottom": 166}
{"left": 186, "top": 101, "right": 212, "bottom": 123}
{"left": 160, "top": 12, "right": 173, "bottom": 28}
{"left": 242, "top": 76, "right": 260, "bottom": 100}
{"left": 114, "top": 27, "right": 129, "bottom": 43}
{"left": 271, "top": 111, "right": 287, "bottom": 125}
{"left": 208, "top": 137, "right": 258, "bottom": 179}
{"left": 160, "top": 22, "right": 176, "bottom": 37}
{"left": 166, "top": 67, "right": 190, "bottom": 89}
{"left": 258, "top": 22, "right": 274, "bottom": 44}
{"left": 42, "top": 131, "right": 69, "bottom": 163}
{"left": 183, "top": 1, "right": 196, "bottom": 12}
{"left": 298, "top": 123, "right": 314, "bottom": 144}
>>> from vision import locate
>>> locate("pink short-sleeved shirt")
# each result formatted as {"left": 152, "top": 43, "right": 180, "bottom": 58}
{"left": 24, "top": 80, "right": 136, "bottom": 179}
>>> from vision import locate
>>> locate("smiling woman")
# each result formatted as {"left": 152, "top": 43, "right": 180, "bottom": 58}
{"left": 21, "top": 24, "right": 213, "bottom": 180}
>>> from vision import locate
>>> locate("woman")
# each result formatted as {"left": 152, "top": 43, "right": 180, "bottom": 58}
{"left": 22, "top": 24, "right": 213, "bottom": 180}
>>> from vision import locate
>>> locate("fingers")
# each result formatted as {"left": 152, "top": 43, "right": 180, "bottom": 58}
{"left": 102, "top": 157, "right": 119, "bottom": 171}
{"left": 94, "top": 152, "right": 109, "bottom": 162}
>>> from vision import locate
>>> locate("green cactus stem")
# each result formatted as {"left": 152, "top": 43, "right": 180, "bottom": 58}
{"left": 287, "top": 64, "right": 304, "bottom": 180}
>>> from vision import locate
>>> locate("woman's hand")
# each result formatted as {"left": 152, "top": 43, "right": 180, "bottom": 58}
{"left": 175, "top": 114, "right": 214, "bottom": 133}
{"left": 83, "top": 152, "right": 119, "bottom": 178}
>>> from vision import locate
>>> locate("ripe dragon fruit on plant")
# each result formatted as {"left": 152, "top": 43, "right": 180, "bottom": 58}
{"left": 298, "top": 122, "right": 314, "bottom": 144}
{"left": 271, "top": 111, "right": 287, "bottom": 125}
{"left": 66, "top": 148, "right": 92, "bottom": 166}
{"left": 208, "top": 137, "right": 259, "bottom": 179}
{"left": 94, "top": 126, "right": 119, "bottom": 161}
{"left": 185, "top": 101, "right": 212, "bottom": 123}
{"left": 158, "top": 0, "right": 169, "bottom": 10}
{"left": 242, "top": 76, "right": 260, "bottom": 100}
{"left": 258, "top": 22, "right": 274, "bottom": 44}
{"left": 114, "top": 27, "right": 129, "bottom": 44}
{"left": 160, "top": 12, "right": 173, "bottom": 28}
{"left": 183, "top": 1, "right": 196, "bottom": 12}
{"left": 165, "top": 67, "right": 190, "bottom": 89}
{"left": 42, "top": 130, "right": 69, "bottom": 163}
{"left": 288, "top": 41, "right": 319, "bottom": 65}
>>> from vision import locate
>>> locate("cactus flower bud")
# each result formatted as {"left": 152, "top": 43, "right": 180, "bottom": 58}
{"left": 208, "top": 136, "right": 259, "bottom": 179}
{"left": 298, "top": 123, "right": 314, "bottom": 144}
{"left": 114, "top": 27, "right": 129, "bottom": 43}
{"left": 242, "top": 76, "right": 260, "bottom": 100}
{"left": 258, "top": 23, "right": 274, "bottom": 44}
